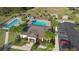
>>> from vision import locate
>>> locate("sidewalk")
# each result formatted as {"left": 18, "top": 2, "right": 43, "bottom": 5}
{"left": 3, "top": 31, "right": 9, "bottom": 51}
{"left": 53, "top": 27, "right": 59, "bottom": 51}
{"left": 11, "top": 42, "right": 34, "bottom": 51}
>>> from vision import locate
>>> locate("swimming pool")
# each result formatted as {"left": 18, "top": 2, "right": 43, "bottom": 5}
{"left": 4, "top": 18, "right": 21, "bottom": 28}
{"left": 32, "top": 20, "right": 48, "bottom": 26}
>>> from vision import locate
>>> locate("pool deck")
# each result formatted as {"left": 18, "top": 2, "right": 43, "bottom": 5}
{"left": 2, "top": 17, "right": 21, "bottom": 29}
{"left": 28, "top": 18, "right": 51, "bottom": 26}
{"left": 5, "top": 17, "right": 21, "bottom": 24}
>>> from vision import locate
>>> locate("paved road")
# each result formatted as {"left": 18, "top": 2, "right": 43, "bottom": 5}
{"left": 3, "top": 31, "right": 9, "bottom": 51}
{"left": 58, "top": 22, "right": 79, "bottom": 51}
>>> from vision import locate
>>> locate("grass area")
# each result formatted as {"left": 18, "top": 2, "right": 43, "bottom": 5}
{"left": 0, "top": 8, "right": 72, "bottom": 24}
{"left": 74, "top": 27, "right": 79, "bottom": 30}
{"left": 8, "top": 31, "right": 17, "bottom": 45}
{"left": 0, "top": 15, "right": 13, "bottom": 24}
{"left": 31, "top": 42, "right": 54, "bottom": 51}
{"left": 0, "top": 29, "right": 6, "bottom": 49}
{"left": 25, "top": 7, "right": 72, "bottom": 18}
{"left": 14, "top": 38, "right": 28, "bottom": 46}
{"left": 8, "top": 31, "right": 28, "bottom": 46}
{"left": 31, "top": 42, "right": 40, "bottom": 51}
{"left": 37, "top": 43, "right": 54, "bottom": 51}
{"left": 46, "top": 43, "right": 55, "bottom": 50}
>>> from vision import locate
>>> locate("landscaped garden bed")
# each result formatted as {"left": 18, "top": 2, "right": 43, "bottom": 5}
{"left": 31, "top": 42, "right": 40, "bottom": 51}
{"left": 31, "top": 43, "right": 54, "bottom": 51}
{"left": 31, "top": 40, "right": 55, "bottom": 51}
{"left": 8, "top": 32, "right": 28, "bottom": 46}
{"left": 14, "top": 38, "right": 28, "bottom": 46}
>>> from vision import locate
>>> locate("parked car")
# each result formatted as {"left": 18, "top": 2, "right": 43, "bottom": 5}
{"left": 59, "top": 39, "right": 71, "bottom": 48}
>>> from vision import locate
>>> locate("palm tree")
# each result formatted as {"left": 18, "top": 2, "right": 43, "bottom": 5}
{"left": 44, "top": 30, "right": 53, "bottom": 43}
{"left": 49, "top": 15, "right": 58, "bottom": 33}
{"left": 10, "top": 26, "right": 21, "bottom": 34}
{"left": 10, "top": 20, "right": 27, "bottom": 34}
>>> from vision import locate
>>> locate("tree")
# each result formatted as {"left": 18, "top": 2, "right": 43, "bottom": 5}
{"left": 69, "top": 11, "right": 79, "bottom": 23}
{"left": 49, "top": 15, "right": 58, "bottom": 33}
{"left": 44, "top": 30, "right": 53, "bottom": 43}
{"left": 0, "top": 7, "right": 34, "bottom": 16}
{"left": 10, "top": 26, "right": 21, "bottom": 35}
{"left": 16, "top": 35, "right": 21, "bottom": 42}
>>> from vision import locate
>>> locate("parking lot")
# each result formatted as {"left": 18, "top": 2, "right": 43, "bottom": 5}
{"left": 58, "top": 22, "right": 79, "bottom": 51}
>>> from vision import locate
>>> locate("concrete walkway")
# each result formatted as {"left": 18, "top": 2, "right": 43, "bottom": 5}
{"left": 11, "top": 42, "right": 34, "bottom": 51}
{"left": 3, "top": 31, "right": 9, "bottom": 51}
{"left": 57, "top": 19, "right": 75, "bottom": 23}
{"left": 53, "top": 27, "right": 59, "bottom": 51}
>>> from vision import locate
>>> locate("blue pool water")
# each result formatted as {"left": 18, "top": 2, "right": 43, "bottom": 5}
{"left": 4, "top": 18, "right": 20, "bottom": 28}
{"left": 32, "top": 20, "right": 48, "bottom": 26}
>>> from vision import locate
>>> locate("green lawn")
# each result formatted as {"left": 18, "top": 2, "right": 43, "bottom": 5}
{"left": 8, "top": 31, "right": 17, "bottom": 45}
{"left": 0, "top": 30, "right": 6, "bottom": 49}
{"left": 31, "top": 42, "right": 54, "bottom": 51}
{"left": 25, "top": 8, "right": 72, "bottom": 18}
{"left": 37, "top": 43, "right": 54, "bottom": 51}
{"left": 8, "top": 31, "right": 28, "bottom": 46}
{"left": 14, "top": 38, "right": 28, "bottom": 46}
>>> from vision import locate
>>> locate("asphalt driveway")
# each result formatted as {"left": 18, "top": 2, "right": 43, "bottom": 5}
{"left": 58, "top": 22, "right": 79, "bottom": 51}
